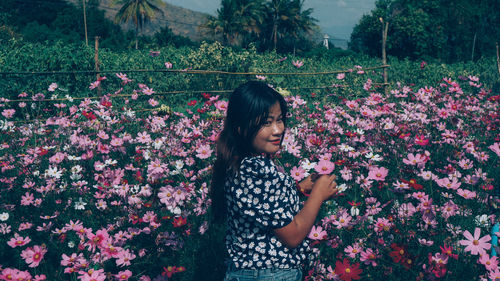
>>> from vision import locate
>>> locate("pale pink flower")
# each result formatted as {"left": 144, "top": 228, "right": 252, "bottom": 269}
{"left": 195, "top": 144, "right": 213, "bottom": 159}
{"left": 136, "top": 132, "right": 151, "bottom": 144}
{"left": 116, "top": 249, "right": 136, "bottom": 267}
{"left": 142, "top": 87, "right": 155, "bottom": 96}
{"left": 290, "top": 166, "right": 306, "bottom": 181}
{"left": 165, "top": 62, "right": 173, "bottom": 69}
{"left": 314, "top": 160, "right": 335, "bottom": 175}
{"left": 489, "top": 142, "right": 500, "bottom": 157}
{"left": 308, "top": 225, "right": 327, "bottom": 240}
{"left": 336, "top": 73, "right": 345, "bottom": 80}
{"left": 48, "top": 82, "right": 58, "bottom": 91}
{"left": 214, "top": 100, "right": 228, "bottom": 111}
{"left": 458, "top": 227, "right": 491, "bottom": 255}
{"left": 479, "top": 254, "right": 498, "bottom": 272}
{"left": 402, "top": 153, "right": 426, "bottom": 166}
{"left": 148, "top": 98, "right": 158, "bottom": 107}
{"left": 1, "top": 109, "right": 15, "bottom": 118}
{"left": 292, "top": 60, "right": 303, "bottom": 68}
{"left": 367, "top": 166, "right": 388, "bottom": 181}
{"left": 115, "top": 270, "right": 133, "bottom": 280}
{"left": 360, "top": 248, "right": 379, "bottom": 266}
{"left": 89, "top": 81, "right": 100, "bottom": 90}
{"left": 344, "top": 244, "right": 361, "bottom": 258}
{"left": 435, "top": 177, "right": 461, "bottom": 190}
{"left": 332, "top": 213, "right": 352, "bottom": 229}
{"left": 457, "top": 188, "right": 476, "bottom": 199}
{"left": 78, "top": 269, "right": 106, "bottom": 281}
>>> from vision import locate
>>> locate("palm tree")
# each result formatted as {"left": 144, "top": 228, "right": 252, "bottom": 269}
{"left": 266, "top": 0, "right": 317, "bottom": 51}
{"left": 204, "top": 0, "right": 265, "bottom": 46}
{"left": 113, "top": 0, "right": 164, "bottom": 49}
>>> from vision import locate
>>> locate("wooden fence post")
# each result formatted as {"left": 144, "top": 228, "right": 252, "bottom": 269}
{"left": 496, "top": 42, "right": 500, "bottom": 76}
{"left": 381, "top": 18, "right": 389, "bottom": 94}
{"left": 95, "top": 36, "right": 101, "bottom": 95}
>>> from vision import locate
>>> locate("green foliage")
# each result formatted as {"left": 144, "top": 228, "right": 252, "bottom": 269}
{"left": 350, "top": 0, "right": 500, "bottom": 63}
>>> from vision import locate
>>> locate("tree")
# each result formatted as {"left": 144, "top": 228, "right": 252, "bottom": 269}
{"left": 349, "top": 0, "right": 500, "bottom": 62}
{"left": 204, "top": 0, "right": 266, "bottom": 46}
{"left": 265, "top": 0, "right": 317, "bottom": 51}
{"left": 113, "top": 0, "right": 165, "bottom": 49}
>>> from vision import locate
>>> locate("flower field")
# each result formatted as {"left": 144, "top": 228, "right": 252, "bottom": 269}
{"left": 0, "top": 63, "right": 499, "bottom": 281}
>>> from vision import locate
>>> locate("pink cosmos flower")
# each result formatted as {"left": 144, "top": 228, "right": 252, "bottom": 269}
{"left": 290, "top": 166, "right": 305, "bottom": 181}
{"left": 344, "top": 244, "right": 361, "bottom": 258}
{"left": 78, "top": 269, "right": 106, "bottom": 281}
{"left": 336, "top": 73, "right": 345, "bottom": 80}
{"left": 435, "top": 177, "right": 461, "bottom": 190}
{"left": 308, "top": 225, "right": 327, "bottom": 240}
{"left": 115, "top": 270, "right": 133, "bottom": 280}
{"left": 292, "top": 60, "right": 303, "bottom": 68}
{"left": 142, "top": 87, "right": 155, "bottom": 96}
{"left": 479, "top": 254, "right": 498, "bottom": 272}
{"left": 48, "top": 82, "right": 58, "bottom": 91}
{"left": 116, "top": 249, "right": 136, "bottom": 267}
{"left": 458, "top": 227, "right": 491, "bottom": 255}
{"left": 165, "top": 62, "right": 173, "bottom": 69}
{"left": 332, "top": 213, "right": 352, "bottom": 229}
{"left": 0, "top": 268, "right": 32, "bottom": 281}
{"left": 7, "top": 233, "right": 31, "bottom": 248}
{"left": 402, "top": 153, "right": 426, "bottom": 166}
{"left": 20, "top": 245, "right": 47, "bottom": 267}
{"left": 214, "top": 100, "right": 228, "bottom": 111}
{"left": 195, "top": 144, "right": 213, "bottom": 159}
{"left": 367, "top": 166, "right": 388, "bottom": 181}
{"left": 136, "top": 132, "right": 151, "bottom": 144}
{"left": 489, "top": 142, "right": 500, "bottom": 157}
{"left": 373, "top": 217, "right": 392, "bottom": 232}
{"left": 314, "top": 160, "right": 335, "bottom": 175}
{"left": 360, "top": 248, "right": 379, "bottom": 266}
{"left": 457, "top": 188, "right": 476, "bottom": 199}
{"left": 1, "top": 109, "right": 15, "bottom": 118}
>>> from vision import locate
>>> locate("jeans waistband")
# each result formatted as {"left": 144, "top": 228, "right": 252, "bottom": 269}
{"left": 227, "top": 262, "right": 299, "bottom": 278}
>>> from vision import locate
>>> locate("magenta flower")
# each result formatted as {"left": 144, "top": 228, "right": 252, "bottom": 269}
{"left": 458, "top": 227, "right": 491, "bottom": 255}
{"left": 20, "top": 245, "right": 47, "bottom": 267}
{"left": 367, "top": 166, "right": 388, "bottom": 181}
{"left": 7, "top": 233, "right": 31, "bottom": 248}
{"left": 314, "top": 160, "right": 335, "bottom": 175}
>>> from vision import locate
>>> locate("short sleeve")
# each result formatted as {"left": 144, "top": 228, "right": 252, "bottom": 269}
{"left": 231, "top": 156, "right": 295, "bottom": 229}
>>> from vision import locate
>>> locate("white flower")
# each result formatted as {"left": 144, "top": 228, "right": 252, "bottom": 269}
{"left": 143, "top": 150, "right": 151, "bottom": 160}
{"left": 474, "top": 214, "right": 490, "bottom": 227}
{"left": 355, "top": 128, "right": 365, "bottom": 135}
{"left": 337, "top": 183, "right": 349, "bottom": 193}
{"left": 65, "top": 95, "right": 74, "bottom": 102}
{"left": 153, "top": 139, "right": 163, "bottom": 149}
{"left": 338, "top": 144, "right": 354, "bottom": 152}
{"left": 0, "top": 212, "right": 9, "bottom": 221}
{"left": 67, "top": 155, "right": 81, "bottom": 161}
{"left": 174, "top": 160, "right": 184, "bottom": 170}
{"left": 365, "top": 152, "right": 383, "bottom": 161}
{"left": 104, "top": 159, "right": 117, "bottom": 166}
{"left": 46, "top": 166, "right": 63, "bottom": 179}
{"left": 74, "top": 197, "right": 87, "bottom": 210}
{"left": 68, "top": 241, "right": 75, "bottom": 248}
{"left": 301, "top": 159, "right": 316, "bottom": 171}
{"left": 71, "top": 165, "right": 82, "bottom": 174}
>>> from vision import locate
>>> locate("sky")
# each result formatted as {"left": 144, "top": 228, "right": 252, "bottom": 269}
{"left": 163, "top": 0, "right": 376, "bottom": 40}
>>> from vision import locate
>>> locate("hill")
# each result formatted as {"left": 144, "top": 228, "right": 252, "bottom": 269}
{"left": 66, "top": 0, "right": 212, "bottom": 41}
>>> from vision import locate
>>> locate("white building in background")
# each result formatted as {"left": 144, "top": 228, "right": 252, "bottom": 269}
{"left": 323, "top": 34, "right": 330, "bottom": 49}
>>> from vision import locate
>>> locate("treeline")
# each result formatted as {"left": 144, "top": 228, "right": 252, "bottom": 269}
{"left": 0, "top": 0, "right": 499, "bottom": 63}
{"left": 350, "top": 0, "right": 500, "bottom": 63}
{"left": 0, "top": 0, "right": 195, "bottom": 50}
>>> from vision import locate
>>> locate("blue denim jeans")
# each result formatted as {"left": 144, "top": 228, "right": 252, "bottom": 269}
{"left": 223, "top": 263, "right": 303, "bottom": 281}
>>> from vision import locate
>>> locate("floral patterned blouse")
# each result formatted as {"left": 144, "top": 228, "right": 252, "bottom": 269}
{"left": 225, "top": 155, "right": 310, "bottom": 269}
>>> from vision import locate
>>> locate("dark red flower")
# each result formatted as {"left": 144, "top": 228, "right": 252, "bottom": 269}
{"left": 335, "top": 258, "right": 362, "bottom": 281}
{"left": 172, "top": 217, "right": 187, "bottom": 227}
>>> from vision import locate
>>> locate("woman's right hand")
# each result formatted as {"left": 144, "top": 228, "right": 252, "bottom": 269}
{"left": 310, "top": 174, "right": 338, "bottom": 202}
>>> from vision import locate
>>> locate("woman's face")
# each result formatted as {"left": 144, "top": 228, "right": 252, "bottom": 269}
{"left": 252, "top": 102, "right": 285, "bottom": 155}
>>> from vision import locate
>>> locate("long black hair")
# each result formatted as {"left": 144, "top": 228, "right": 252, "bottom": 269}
{"left": 210, "top": 81, "right": 288, "bottom": 223}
